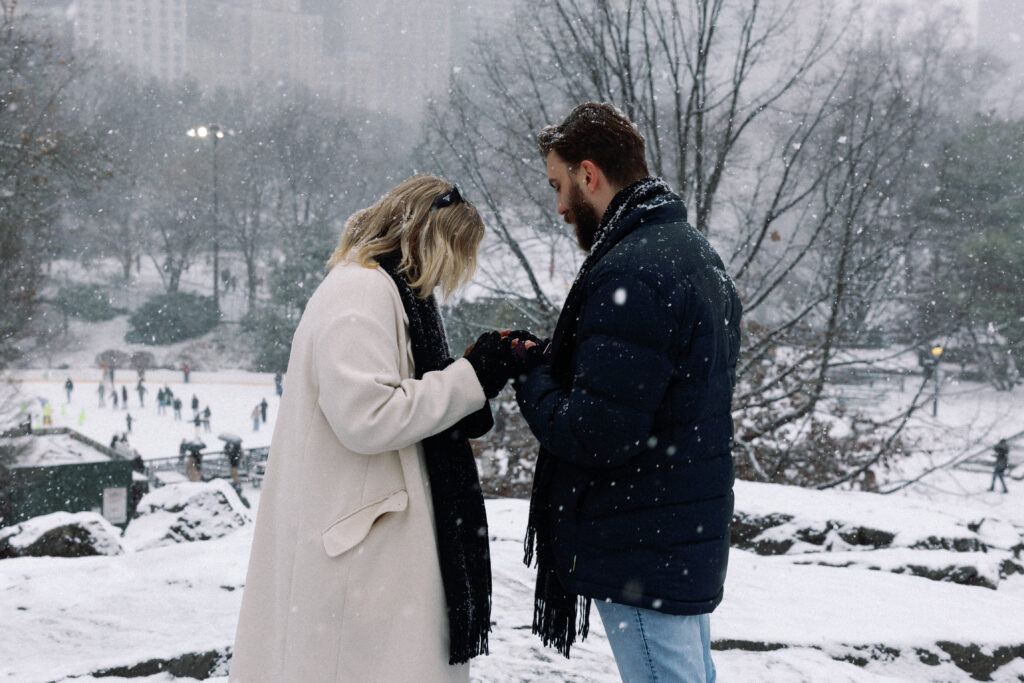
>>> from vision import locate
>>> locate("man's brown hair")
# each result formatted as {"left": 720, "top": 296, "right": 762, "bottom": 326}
{"left": 537, "top": 102, "right": 649, "bottom": 189}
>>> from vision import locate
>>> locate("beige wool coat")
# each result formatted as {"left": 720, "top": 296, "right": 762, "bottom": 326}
{"left": 230, "top": 261, "right": 487, "bottom": 682}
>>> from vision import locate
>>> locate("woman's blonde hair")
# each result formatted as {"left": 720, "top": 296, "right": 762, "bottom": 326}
{"left": 326, "top": 174, "right": 485, "bottom": 299}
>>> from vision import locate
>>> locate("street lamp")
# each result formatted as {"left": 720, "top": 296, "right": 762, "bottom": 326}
{"left": 930, "top": 345, "right": 944, "bottom": 417}
{"left": 187, "top": 124, "right": 225, "bottom": 311}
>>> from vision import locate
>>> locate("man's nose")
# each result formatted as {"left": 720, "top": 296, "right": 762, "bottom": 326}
{"left": 557, "top": 199, "right": 568, "bottom": 215}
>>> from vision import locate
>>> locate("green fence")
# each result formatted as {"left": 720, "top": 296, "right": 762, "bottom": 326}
{"left": 0, "top": 460, "right": 134, "bottom": 529}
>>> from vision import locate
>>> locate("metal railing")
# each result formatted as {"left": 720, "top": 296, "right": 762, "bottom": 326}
{"left": 143, "top": 446, "right": 270, "bottom": 488}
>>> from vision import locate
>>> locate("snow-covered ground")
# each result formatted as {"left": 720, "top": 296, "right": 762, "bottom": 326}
{"left": 2, "top": 267, "right": 1024, "bottom": 680}
{"left": 3, "top": 368, "right": 1024, "bottom": 680}
{"left": 2, "top": 366, "right": 277, "bottom": 462}
{"left": 1, "top": 481, "right": 1022, "bottom": 682}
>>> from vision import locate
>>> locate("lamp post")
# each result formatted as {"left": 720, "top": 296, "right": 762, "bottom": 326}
{"left": 930, "top": 345, "right": 943, "bottom": 417}
{"left": 187, "top": 124, "right": 225, "bottom": 311}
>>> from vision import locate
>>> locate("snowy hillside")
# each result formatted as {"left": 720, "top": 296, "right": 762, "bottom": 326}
{"left": 2, "top": 279, "right": 1024, "bottom": 681}
{"left": 1, "top": 481, "right": 1022, "bottom": 682}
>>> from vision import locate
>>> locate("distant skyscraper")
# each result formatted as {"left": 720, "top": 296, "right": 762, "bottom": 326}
{"left": 72, "top": 0, "right": 188, "bottom": 82}
{"left": 449, "top": 0, "right": 517, "bottom": 68}
{"left": 976, "top": 0, "right": 1024, "bottom": 112}
{"left": 21, "top": 0, "right": 522, "bottom": 124}
{"left": 977, "top": 0, "right": 1024, "bottom": 63}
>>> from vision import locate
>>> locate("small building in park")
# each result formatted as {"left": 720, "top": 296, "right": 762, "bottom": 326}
{"left": 0, "top": 425, "right": 136, "bottom": 530}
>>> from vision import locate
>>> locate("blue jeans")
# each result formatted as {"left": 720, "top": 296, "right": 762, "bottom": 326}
{"left": 595, "top": 600, "right": 716, "bottom": 682}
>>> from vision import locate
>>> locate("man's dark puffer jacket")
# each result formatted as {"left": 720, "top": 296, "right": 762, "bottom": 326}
{"left": 517, "top": 191, "right": 741, "bottom": 615}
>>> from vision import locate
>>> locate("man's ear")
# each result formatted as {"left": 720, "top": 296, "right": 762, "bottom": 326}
{"left": 578, "top": 159, "right": 601, "bottom": 193}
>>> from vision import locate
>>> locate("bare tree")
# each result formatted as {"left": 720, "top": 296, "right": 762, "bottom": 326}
{"left": 0, "top": 3, "right": 101, "bottom": 365}
{"left": 423, "top": 0, "right": 990, "bottom": 486}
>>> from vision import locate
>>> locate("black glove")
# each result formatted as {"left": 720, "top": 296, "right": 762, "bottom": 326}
{"left": 441, "top": 358, "right": 495, "bottom": 438}
{"left": 509, "top": 332, "right": 551, "bottom": 381}
{"left": 465, "top": 330, "right": 515, "bottom": 398}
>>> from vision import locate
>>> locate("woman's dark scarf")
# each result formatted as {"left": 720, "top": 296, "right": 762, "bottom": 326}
{"left": 524, "top": 177, "right": 677, "bottom": 658}
{"left": 377, "top": 252, "right": 492, "bottom": 665}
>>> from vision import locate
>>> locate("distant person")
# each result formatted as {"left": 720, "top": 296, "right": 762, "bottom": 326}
{"left": 990, "top": 439, "right": 1010, "bottom": 493}
{"left": 112, "top": 387, "right": 119, "bottom": 409}
{"left": 259, "top": 397, "right": 268, "bottom": 424}
{"left": 225, "top": 440, "right": 243, "bottom": 492}
{"left": 121, "top": 385, "right": 128, "bottom": 409}
{"left": 111, "top": 434, "right": 119, "bottom": 449}
{"left": 202, "top": 405, "right": 212, "bottom": 432}
{"left": 250, "top": 404, "right": 261, "bottom": 432}
{"left": 97, "top": 382, "right": 106, "bottom": 407}
{"left": 64, "top": 377, "right": 74, "bottom": 402}
{"left": 41, "top": 401, "right": 53, "bottom": 426}
{"left": 126, "top": 413, "right": 133, "bottom": 433}
{"left": 156, "top": 388, "right": 166, "bottom": 415}
{"left": 185, "top": 441, "right": 202, "bottom": 482}
{"left": 183, "top": 362, "right": 191, "bottom": 383}
{"left": 191, "top": 393, "right": 200, "bottom": 418}
{"left": 193, "top": 412, "right": 202, "bottom": 438}
{"left": 136, "top": 381, "right": 147, "bottom": 408}
{"left": 109, "top": 365, "right": 115, "bottom": 384}
{"left": 273, "top": 372, "right": 283, "bottom": 397}
{"left": 137, "top": 367, "right": 145, "bottom": 382}
{"left": 173, "top": 397, "right": 183, "bottom": 421}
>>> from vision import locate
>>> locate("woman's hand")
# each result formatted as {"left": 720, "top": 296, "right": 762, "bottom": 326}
{"left": 464, "top": 331, "right": 515, "bottom": 398}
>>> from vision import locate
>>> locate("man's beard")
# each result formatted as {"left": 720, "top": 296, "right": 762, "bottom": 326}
{"left": 566, "top": 181, "right": 601, "bottom": 252}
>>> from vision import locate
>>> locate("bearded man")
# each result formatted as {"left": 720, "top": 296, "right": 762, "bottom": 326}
{"left": 512, "top": 102, "right": 742, "bottom": 682}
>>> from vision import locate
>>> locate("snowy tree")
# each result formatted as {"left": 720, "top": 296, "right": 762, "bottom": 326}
{"left": 910, "top": 114, "right": 1024, "bottom": 390}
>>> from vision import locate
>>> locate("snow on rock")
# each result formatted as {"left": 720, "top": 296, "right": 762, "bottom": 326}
{"left": 0, "top": 511, "right": 125, "bottom": 559}
{"left": 124, "top": 480, "right": 251, "bottom": 551}
{"left": 731, "top": 480, "right": 1024, "bottom": 588}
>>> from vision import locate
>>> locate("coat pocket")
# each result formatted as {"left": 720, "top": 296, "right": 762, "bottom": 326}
{"left": 321, "top": 489, "right": 409, "bottom": 558}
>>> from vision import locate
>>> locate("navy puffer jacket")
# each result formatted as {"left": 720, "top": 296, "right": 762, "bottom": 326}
{"left": 516, "top": 184, "right": 741, "bottom": 615}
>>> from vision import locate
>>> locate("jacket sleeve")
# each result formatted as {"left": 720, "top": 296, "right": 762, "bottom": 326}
{"left": 313, "top": 284, "right": 487, "bottom": 456}
{"left": 516, "top": 269, "right": 680, "bottom": 469}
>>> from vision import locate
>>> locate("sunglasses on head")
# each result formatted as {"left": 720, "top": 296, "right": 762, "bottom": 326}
{"left": 430, "top": 185, "right": 465, "bottom": 211}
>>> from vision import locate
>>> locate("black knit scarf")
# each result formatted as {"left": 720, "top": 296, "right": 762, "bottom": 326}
{"left": 524, "top": 177, "right": 677, "bottom": 658}
{"left": 376, "top": 253, "right": 492, "bottom": 665}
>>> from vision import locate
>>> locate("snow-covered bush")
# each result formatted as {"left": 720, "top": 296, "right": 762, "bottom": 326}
{"left": 126, "top": 292, "right": 219, "bottom": 345}
{"left": 52, "top": 284, "right": 123, "bottom": 322}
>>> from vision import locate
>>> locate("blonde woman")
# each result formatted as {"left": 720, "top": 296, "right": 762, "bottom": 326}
{"left": 231, "top": 175, "right": 514, "bottom": 682}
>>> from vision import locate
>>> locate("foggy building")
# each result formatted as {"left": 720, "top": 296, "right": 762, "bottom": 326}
{"left": 187, "top": 1, "right": 329, "bottom": 97}
{"left": 19, "top": 0, "right": 526, "bottom": 123}
{"left": 449, "top": 0, "right": 518, "bottom": 69}
{"left": 72, "top": 0, "right": 188, "bottom": 82}
{"left": 976, "top": 0, "right": 1024, "bottom": 112}
{"left": 333, "top": 1, "right": 453, "bottom": 118}
{"left": 977, "top": 0, "right": 1024, "bottom": 67}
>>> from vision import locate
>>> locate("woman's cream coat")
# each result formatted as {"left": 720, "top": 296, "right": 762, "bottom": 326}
{"left": 230, "top": 262, "right": 487, "bottom": 682}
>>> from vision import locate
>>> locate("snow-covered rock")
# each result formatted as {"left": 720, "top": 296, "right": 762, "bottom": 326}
{"left": 731, "top": 480, "right": 1024, "bottom": 588}
{"left": 124, "top": 480, "right": 251, "bottom": 551}
{"left": 0, "top": 511, "right": 125, "bottom": 559}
